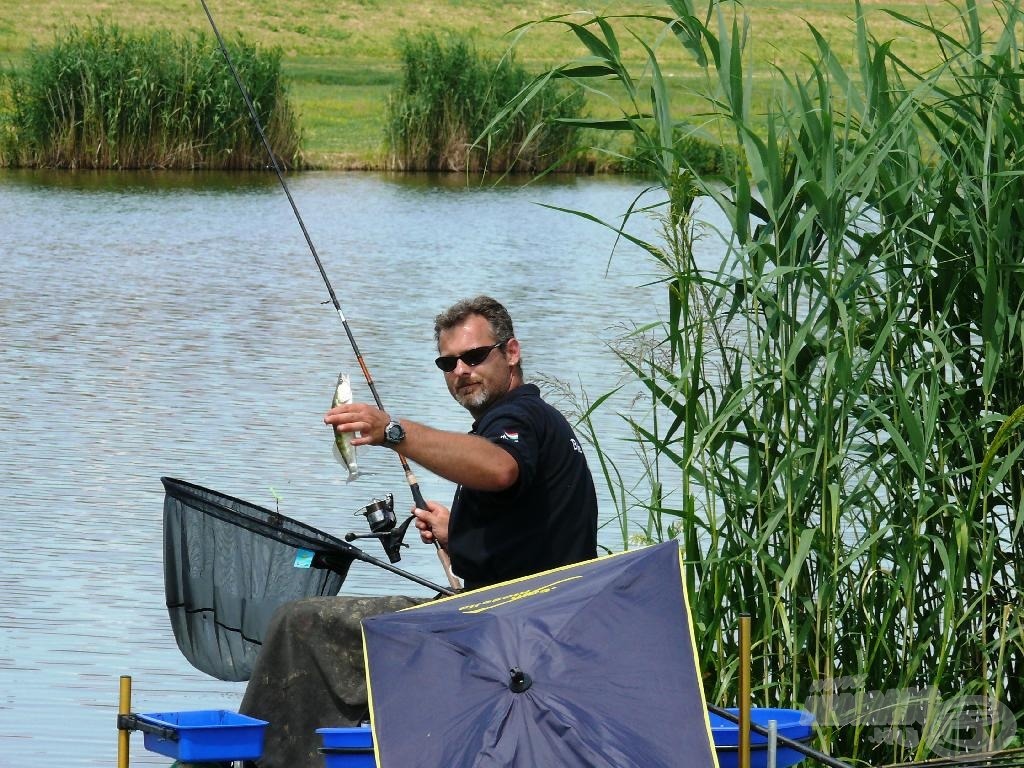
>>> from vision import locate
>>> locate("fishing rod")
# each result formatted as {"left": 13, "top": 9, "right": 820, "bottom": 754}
{"left": 197, "top": 0, "right": 460, "bottom": 593}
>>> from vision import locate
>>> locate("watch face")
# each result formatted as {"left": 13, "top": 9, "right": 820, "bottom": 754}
{"left": 386, "top": 421, "right": 404, "bottom": 444}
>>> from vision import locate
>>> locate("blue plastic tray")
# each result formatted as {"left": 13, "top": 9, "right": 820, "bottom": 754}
{"left": 137, "top": 709, "right": 268, "bottom": 762}
{"left": 317, "top": 725, "right": 375, "bottom": 768}
{"left": 710, "top": 707, "right": 815, "bottom": 768}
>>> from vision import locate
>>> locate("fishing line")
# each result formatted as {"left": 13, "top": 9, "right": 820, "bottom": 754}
{"left": 197, "top": 0, "right": 459, "bottom": 591}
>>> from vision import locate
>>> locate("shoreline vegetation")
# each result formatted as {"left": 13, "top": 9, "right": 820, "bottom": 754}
{"left": 0, "top": 23, "right": 301, "bottom": 171}
{"left": 0, "top": 0, "right": 993, "bottom": 171}
{"left": 509, "top": 0, "right": 1024, "bottom": 764}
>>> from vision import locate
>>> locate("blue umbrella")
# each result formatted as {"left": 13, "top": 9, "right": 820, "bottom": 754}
{"left": 362, "top": 541, "right": 718, "bottom": 768}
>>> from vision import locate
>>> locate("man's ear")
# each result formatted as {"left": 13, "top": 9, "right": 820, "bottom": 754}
{"left": 505, "top": 337, "right": 521, "bottom": 365}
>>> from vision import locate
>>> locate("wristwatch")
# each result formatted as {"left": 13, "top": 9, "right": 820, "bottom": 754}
{"left": 383, "top": 419, "right": 406, "bottom": 446}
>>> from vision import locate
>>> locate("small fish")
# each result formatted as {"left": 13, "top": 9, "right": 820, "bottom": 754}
{"left": 331, "top": 373, "right": 359, "bottom": 481}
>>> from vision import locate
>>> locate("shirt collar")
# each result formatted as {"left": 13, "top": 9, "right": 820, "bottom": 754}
{"left": 470, "top": 383, "right": 538, "bottom": 431}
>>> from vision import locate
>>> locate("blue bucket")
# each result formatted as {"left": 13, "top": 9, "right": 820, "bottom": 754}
{"left": 317, "top": 724, "right": 375, "bottom": 768}
{"left": 709, "top": 707, "right": 815, "bottom": 768}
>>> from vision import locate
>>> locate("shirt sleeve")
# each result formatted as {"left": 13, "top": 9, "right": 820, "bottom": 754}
{"left": 477, "top": 405, "right": 540, "bottom": 499}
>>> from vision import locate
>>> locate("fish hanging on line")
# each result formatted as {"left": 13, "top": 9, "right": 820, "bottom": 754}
{"left": 331, "top": 373, "right": 359, "bottom": 481}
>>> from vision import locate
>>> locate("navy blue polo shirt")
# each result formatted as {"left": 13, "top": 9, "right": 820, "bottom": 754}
{"left": 447, "top": 384, "right": 598, "bottom": 590}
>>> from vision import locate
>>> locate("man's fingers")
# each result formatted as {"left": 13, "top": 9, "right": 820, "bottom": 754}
{"left": 329, "top": 418, "right": 369, "bottom": 441}
{"left": 413, "top": 507, "right": 436, "bottom": 543}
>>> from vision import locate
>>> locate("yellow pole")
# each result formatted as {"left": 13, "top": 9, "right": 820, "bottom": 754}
{"left": 739, "top": 615, "right": 751, "bottom": 768}
{"left": 117, "top": 675, "right": 131, "bottom": 768}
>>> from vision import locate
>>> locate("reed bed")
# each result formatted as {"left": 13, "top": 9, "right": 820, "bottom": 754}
{"left": 384, "top": 30, "right": 586, "bottom": 173}
{"left": 0, "top": 22, "right": 300, "bottom": 169}
{"left": 500, "top": 0, "right": 1024, "bottom": 762}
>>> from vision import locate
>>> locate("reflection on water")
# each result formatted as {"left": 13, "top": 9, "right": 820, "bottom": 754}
{"left": 0, "top": 169, "right": 723, "bottom": 765}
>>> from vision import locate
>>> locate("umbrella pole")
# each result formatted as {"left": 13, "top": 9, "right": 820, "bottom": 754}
{"left": 739, "top": 614, "right": 751, "bottom": 768}
{"left": 117, "top": 675, "right": 131, "bottom": 768}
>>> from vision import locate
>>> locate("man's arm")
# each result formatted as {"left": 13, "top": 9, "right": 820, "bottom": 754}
{"left": 324, "top": 402, "right": 518, "bottom": 491}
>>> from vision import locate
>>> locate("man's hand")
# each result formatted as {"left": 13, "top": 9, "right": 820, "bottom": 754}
{"left": 413, "top": 500, "right": 450, "bottom": 550}
{"left": 325, "top": 402, "right": 390, "bottom": 446}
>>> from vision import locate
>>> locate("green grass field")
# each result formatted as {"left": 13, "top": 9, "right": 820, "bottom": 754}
{"left": 0, "top": 0, "right": 985, "bottom": 167}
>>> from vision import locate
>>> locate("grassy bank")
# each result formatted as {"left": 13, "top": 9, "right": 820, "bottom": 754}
{"left": 0, "top": 0, "right": 986, "bottom": 168}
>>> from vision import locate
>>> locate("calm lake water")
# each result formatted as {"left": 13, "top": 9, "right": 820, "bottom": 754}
{"left": 0, "top": 169, "right": 726, "bottom": 765}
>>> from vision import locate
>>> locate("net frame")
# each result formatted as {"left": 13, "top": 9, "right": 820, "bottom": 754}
{"left": 162, "top": 476, "right": 358, "bottom": 681}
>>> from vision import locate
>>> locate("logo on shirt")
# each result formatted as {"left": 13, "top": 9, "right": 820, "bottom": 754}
{"left": 500, "top": 430, "right": 520, "bottom": 443}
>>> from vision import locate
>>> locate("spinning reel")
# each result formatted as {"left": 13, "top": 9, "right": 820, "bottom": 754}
{"left": 345, "top": 493, "right": 414, "bottom": 564}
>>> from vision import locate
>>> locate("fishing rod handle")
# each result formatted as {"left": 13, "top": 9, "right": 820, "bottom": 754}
{"left": 405, "top": 469, "right": 462, "bottom": 591}
{"left": 434, "top": 545, "right": 461, "bottom": 592}
{"left": 404, "top": 491, "right": 461, "bottom": 592}
{"left": 406, "top": 471, "right": 428, "bottom": 510}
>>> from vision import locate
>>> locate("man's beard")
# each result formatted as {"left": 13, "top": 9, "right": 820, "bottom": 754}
{"left": 452, "top": 377, "right": 506, "bottom": 415}
{"left": 453, "top": 383, "right": 496, "bottom": 412}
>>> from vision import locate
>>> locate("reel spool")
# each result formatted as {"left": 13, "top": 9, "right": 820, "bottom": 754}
{"left": 345, "top": 493, "right": 414, "bottom": 564}
{"left": 359, "top": 494, "right": 396, "bottom": 534}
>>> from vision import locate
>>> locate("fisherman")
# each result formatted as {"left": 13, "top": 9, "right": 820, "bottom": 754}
{"left": 240, "top": 297, "right": 599, "bottom": 768}
{"left": 324, "top": 294, "right": 599, "bottom": 590}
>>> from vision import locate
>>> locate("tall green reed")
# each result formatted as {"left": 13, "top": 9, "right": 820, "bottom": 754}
{"left": 495, "top": 0, "right": 1024, "bottom": 762}
{"left": 0, "top": 21, "right": 300, "bottom": 169}
{"left": 384, "top": 30, "right": 586, "bottom": 173}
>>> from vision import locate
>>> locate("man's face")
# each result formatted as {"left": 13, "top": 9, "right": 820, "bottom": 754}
{"left": 437, "top": 313, "right": 520, "bottom": 416}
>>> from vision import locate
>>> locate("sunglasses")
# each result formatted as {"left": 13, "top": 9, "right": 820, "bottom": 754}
{"left": 434, "top": 341, "right": 505, "bottom": 372}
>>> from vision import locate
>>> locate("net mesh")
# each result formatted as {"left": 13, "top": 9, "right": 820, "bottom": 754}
{"left": 162, "top": 476, "right": 357, "bottom": 681}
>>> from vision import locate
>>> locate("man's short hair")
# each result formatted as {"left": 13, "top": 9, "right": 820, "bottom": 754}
{"left": 434, "top": 295, "right": 516, "bottom": 343}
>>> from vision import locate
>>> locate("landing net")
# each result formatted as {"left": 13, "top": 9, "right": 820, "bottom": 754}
{"left": 162, "top": 476, "right": 357, "bottom": 681}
